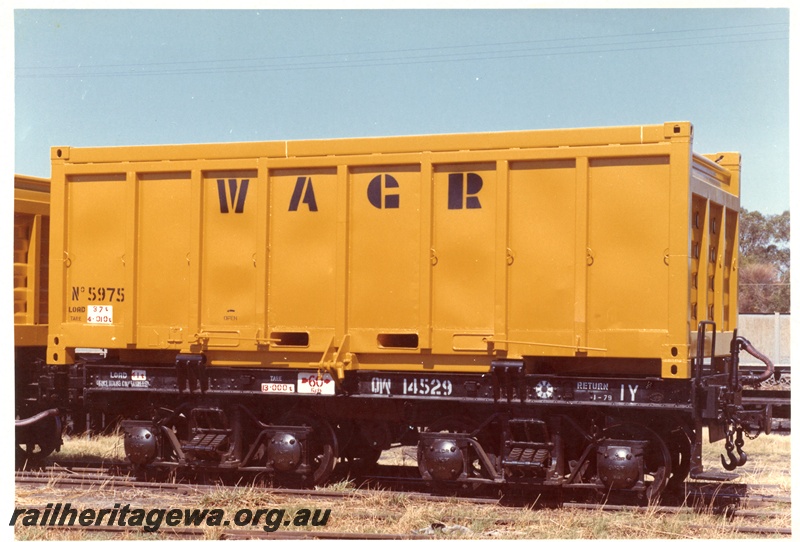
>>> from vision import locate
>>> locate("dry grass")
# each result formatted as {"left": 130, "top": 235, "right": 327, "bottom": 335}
{"left": 50, "top": 432, "right": 127, "bottom": 463}
{"left": 15, "top": 431, "right": 791, "bottom": 539}
{"left": 13, "top": 483, "right": 791, "bottom": 540}
{"left": 701, "top": 430, "right": 791, "bottom": 490}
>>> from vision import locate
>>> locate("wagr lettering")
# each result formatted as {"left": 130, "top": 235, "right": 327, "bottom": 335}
{"left": 217, "top": 178, "right": 249, "bottom": 214}
{"left": 367, "top": 174, "right": 400, "bottom": 209}
{"left": 288, "top": 177, "right": 318, "bottom": 212}
{"left": 218, "top": 174, "right": 486, "bottom": 214}
{"left": 448, "top": 173, "right": 483, "bottom": 209}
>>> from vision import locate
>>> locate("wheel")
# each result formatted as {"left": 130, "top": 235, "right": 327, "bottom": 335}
{"left": 602, "top": 423, "right": 672, "bottom": 502}
{"left": 275, "top": 411, "right": 338, "bottom": 487}
{"left": 339, "top": 446, "right": 383, "bottom": 473}
{"left": 336, "top": 420, "right": 384, "bottom": 474}
{"left": 16, "top": 414, "right": 62, "bottom": 468}
{"left": 665, "top": 425, "right": 693, "bottom": 492}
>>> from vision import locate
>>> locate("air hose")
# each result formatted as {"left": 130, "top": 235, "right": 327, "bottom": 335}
{"left": 736, "top": 336, "right": 775, "bottom": 386}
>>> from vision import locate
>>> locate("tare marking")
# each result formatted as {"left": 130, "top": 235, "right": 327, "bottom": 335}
{"left": 261, "top": 382, "right": 296, "bottom": 394}
{"left": 86, "top": 305, "right": 113, "bottom": 324}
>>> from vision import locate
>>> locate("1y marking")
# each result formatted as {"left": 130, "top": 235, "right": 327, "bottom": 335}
{"left": 620, "top": 384, "right": 639, "bottom": 402}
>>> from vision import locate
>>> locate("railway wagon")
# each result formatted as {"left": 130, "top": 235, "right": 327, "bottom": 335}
{"left": 14, "top": 175, "right": 61, "bottom": 460}
{"left": 14, "top": 175, "right": 50, "bottom": 349}
{"left": 40, "top": 122, "right": 772, "bottom": 498}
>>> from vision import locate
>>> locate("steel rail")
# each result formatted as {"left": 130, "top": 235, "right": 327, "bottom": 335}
{"left": 14, "top": 471, "right": 503, "bottom": 506}
{"left": 11, "top": 523, "right": 430, "bottom": 540}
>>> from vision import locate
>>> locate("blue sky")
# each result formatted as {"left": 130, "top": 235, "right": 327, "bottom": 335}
{"left": 8, "top": 7, "right": 791, "bottom": 214}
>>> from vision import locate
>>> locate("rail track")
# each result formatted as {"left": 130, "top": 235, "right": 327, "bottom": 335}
{"left": 14, "top": 467, "right": 502, "bottom": 505}
{"left": 11, "top": 521, "right": 429, "bottom": 540}
{"left": 15, "top": 462, "right": 790, "bottom": 539}
{"left": 742, "top": 364, "right": 791, "bottom": 421}
{"left": 14, "top": 518, "right": 791, "bottom": 539}
{"left": 15, "top": 463, "right": 789, "bottom": 509}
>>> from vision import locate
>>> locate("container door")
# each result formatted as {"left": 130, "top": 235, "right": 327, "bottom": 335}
{"left": 200, "top": 169, "right": 260, "bottom": 348}
{"left": 136, "top": 172, "right": 192, "bottom": 348}
{"left": 432, "top": 164, "right": 496, "bottom": 352}
{"left": 62, "top": 173, "right": 128, "bottom": 346}
{"left": 586, "top": 156, "right": 671, "bottom": 354}
{"left": 268, "top": 168, "right": 338, "bottom": 351}
{"left": 507, "top": 160, "right": 578, "bottom": 354}
{"left": 348, "top": 165, "right": 422, "bottom": 352}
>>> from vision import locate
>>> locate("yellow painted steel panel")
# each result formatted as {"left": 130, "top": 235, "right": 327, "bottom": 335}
{"left": 14, "top": 215, "right": 39, "bottom": 324}
{"left": 51, "top": 124, "right": 679, "bottom": 166}
{"left": 723, "top": 208, "right": 738, "bottom": 329}
{"left": 268, "top": 169, "right": 338, "bottom": 349}
{"left": 14, "top": 175, "right": 50, "bottom": 345}
{"left": 349, "top": 166, "right": 422, "bottom": 351}
{"left": 63, "top": 175, "right": 127, "bottom": 342}
{"left": 432, "top": 163, "right": 496, "bottom": 352}
{"left": 200, "top": 170, "right": 260, "bottom": 348}
{"left": 507, "top": 160, "right": 578, "bottom": 355}
{"left": 690, "top": 195, "right": 707, "bottom": 331}
{"left": 136, "top": 175, "right": 192, "bottom": 348}
{"left": 707, "top": 202, "right": 723, "bottom": 323}
{"left": 586, "top": 156, "right": 671, "bottom": 355}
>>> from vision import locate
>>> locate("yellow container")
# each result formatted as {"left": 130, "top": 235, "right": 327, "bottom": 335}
{"left": 14, "top": 175, "right": 50, "bottom": 347}
{"left": 47, "top": 122, "right": 739, "bottom": 379}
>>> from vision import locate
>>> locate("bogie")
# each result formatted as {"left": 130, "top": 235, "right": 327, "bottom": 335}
{"left": 104, "top": 383, "right": 691, "bottom": 501}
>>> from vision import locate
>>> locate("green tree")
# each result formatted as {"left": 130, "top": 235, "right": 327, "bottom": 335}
{"left": 738, "top": 209, "right": 790, "bottom": 313}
